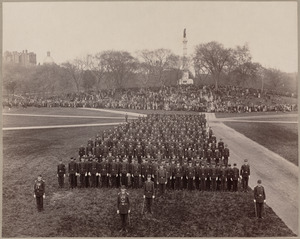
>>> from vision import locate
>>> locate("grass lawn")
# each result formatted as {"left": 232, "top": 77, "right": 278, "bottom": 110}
{"left": 2, "top": 111, "right": 296, "bottom": 237}
{"left": 2, "top": 107, "right": 129, "bottom": 118}
{"left": 3, "top": 115, "right": 126, "bottom": 128}
{"left": 224, "top": 122, "right": 298, "bottom": 166}
{"left": 216, "top": 111, "right": 298, "bottom": 118}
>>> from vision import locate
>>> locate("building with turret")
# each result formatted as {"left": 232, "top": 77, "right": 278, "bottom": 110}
{"left": 3, "top": 50, "right": 37, "bottom": 67}
{"left": 43, "top": 51, "right": 55, "bottom": 65}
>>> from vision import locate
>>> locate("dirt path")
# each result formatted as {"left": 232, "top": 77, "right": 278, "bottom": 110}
{"left": 206, "top": 113, "right": 298, "bottom": 235}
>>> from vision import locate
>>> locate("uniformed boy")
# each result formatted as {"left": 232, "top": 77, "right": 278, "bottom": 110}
{"left": 117, "top": 185, "right": 131, "bottom": 232}
{"left": 34, "top": 175, "right": 45, "bottom": 212}
{"left": 143, "top": 174, "right": 155, "bottom": 214}
{"left": 254, "top": 179, "right": 266, "bottom": 219}
{"left": 57, "top": 159, "right": 66, "bottom": 188}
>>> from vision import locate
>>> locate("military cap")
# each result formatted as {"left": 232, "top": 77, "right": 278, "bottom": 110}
{"left": 233, "top": 163, "right": 237, "bottom": 166}
{"left": 257, "top": 179, "right": 262, "bottom": 184}
{"left": 121, "top": 185, "right": 126, "bottom": 189}
{"left": 228, "top": 163, "right": 231, "bottom": 166}
{"left": 244, "top": 159, "right": 248, "bottom": 162}
{"left": 147, "top": 174, "right": 151, "bottom": 178}
{"left": 70, "top": 157, "right": 74, "bottom": 160}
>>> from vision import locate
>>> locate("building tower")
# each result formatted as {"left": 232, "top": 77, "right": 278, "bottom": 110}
{"left": 179, "top": 28, "right": 193, "bottom": 85}
{"left": 43, "top": 51, "right": 55, "bottom": 65}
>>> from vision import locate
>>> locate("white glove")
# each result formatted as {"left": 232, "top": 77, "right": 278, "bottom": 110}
{"left": 139, "top": 174, "right": 141, "bottom": 177}
{"left": 57, "top": 174, "right": 58, "bottom": 177}
{"left": 143, "top": 195, "right": 145, "bottom": 198}
{"left": 43, "top": 194, "right": 45, "bottom": 199}
{"left": 34, "top": 194, "right": 36, "bottom": 198}
{"left": 85, "top": 173, "right": 87, "bottom": 176}
{"left": 107, "top": 173, "right": 109, "bottom": 176}
{"left": 117, "top": 210, "right": 120, "bottom": 214}
{"left": 253, "top": 199, "right": 256, "bottom": 202}
{"left": 89, "top": 172, "right": 91, "bottom": 176}
{"left": 165, "top": 182, "right": 167, "bottom": 184}
{"left": 157, "top": 182, "right": 159, "bottom": 185}
{"left": 181, "top": 177, "right": 183, "bottom": 179}
{"left": 170, "top": 177, "right": 172, "bottom": 180}
{"left": 152, "top": 195, "right": 155, "bottom": 199}
{"left": 128, "top": 210, "right": 131, "bottom": 214}
{"left": 264, "top": 200, "right": 266, "bottom": 203}
{"left": 116, "top": 174, "right": 118, "bottom": 177}
{"left": 64, "top": 174, "right": 65, "bottom": 178}
{"left": 132, "top": 174, "right": 134, "bottom": 177}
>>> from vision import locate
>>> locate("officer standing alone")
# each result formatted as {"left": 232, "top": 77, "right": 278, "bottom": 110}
{"left": 34, "top": 175, "right": 45, "bottom": 212}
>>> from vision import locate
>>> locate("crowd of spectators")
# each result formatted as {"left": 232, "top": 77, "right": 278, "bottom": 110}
{"left": 3, "top": 85, "right": 297, "bottom": 113}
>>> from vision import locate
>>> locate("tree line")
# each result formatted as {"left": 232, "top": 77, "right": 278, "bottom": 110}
{"left": 3, "top": 42, "right": 298, "bottom": 96}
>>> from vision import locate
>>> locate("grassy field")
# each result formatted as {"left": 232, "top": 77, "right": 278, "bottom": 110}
{"left": 3, "top": 115, "right": 126, "bottom": 128}
{"left": 1, "top": 108, "right": 297, "bottom": 237}
{"left": 2, "top": 107, "right": 129, "bottom": 117}
{"left": 224, "top": 122, "right": 298, "bottom": 166}
{"left": 216, "top": 111, "right": 298, "bottom": 118}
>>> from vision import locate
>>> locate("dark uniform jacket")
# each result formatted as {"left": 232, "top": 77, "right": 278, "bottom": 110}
{"left": 232, "top": 167, "right": 239, "bottom": 180}
{"left": 90, "top": 161, "right": 99, "bottom": 174}
{"left": 68, "top": 161, "right": 78, "bottom": 174}
{"left": 174, "top": 165, "right": 182, "bottom": 177}
{"left": 57, "top": 163, "right": 66, "bottom": 175}
{"left": 187, "top": 166, "right": 195, "bottom": 178}
{"left": 78, "top": 161, "right": 88, "bottom": 174}
{"left": 144, "top": 181, "right": 155, "bottom": 198}
{"left": 254, "top": 185, "right": 266, "bottom": 203}
{"left": 99, "top": 161, "right": 108, "bottom": 175}
{"left": 117, "top": 192, "right": 131, "bottom": 214}
{"left": 34, "top": 180, "right": 45, "bottom": 197}
{"left": 240, "top": 164, "right": 250, "bottom": 177}
{"left": 157, "top": 168, "right": 167, "bottom": 184}
{"left": 109, "top": 161, "right": 119, "bottom": 176}
{"left": 199, "top": 167, "right": 207, "bottom": 179}
{"left": 131, "top": 163, "right": 141, "bottom": 176}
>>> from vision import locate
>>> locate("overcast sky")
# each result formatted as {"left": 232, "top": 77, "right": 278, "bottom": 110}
{"left": 3, "top": 1, "right": 298, "bottom": 73}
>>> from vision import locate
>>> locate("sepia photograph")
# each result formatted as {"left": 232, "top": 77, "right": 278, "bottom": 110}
{"left": 1, "top": 1, "right": 298, "bottom": 237}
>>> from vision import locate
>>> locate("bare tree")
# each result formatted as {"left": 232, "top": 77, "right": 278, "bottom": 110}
{"left": 137, "top": 48, "right": 175, "bottom": 86}
{"left": 193, "top": 41, "right": 232, "bottom": 89}
{"left": 100, "top": 50, "right": 137, "bottom": 89}
{"left": 62, "top": 58, "right": 87, "bottom": 92}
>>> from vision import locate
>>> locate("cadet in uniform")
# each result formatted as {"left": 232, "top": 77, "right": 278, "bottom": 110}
{"left": 68, "top": 157, "right": 78, "bottom": 189}
{"left": 143, "top": 174, "right": 155, "bottom": 214}
{"left": 232, "top": 163, "right": 239, "bottom": 192}
{"left": 117, "top": 185, "right": 131, "bottom": 232}
{"left": 34, "top": 175, "right": 45, "bottom": 212}
{"left": 254, "top": 179, "right": 266, "bottom": 219}
{"left": 90, "top": 157, "right": 99, "bottom": 188}
{"left": 174, "top": 161, "right": 182, "bottom": 190}
{"left": 186, "top": 161, "right": 195, "bottom": 190}
{"left": 226, "top": 164, "right": 233, "bottom": 191}
{"left": 156, "top": 164, "right": 167, "bottom": 195}
{"left": 240, "top": 159, "right": 250, "bottom": 192}
{"left": 57, "top": 159, "right": 66, "bottom": 188}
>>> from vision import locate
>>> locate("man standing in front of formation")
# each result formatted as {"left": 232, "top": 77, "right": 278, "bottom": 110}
{"left": 143, "top": 174, "right": 155, "bottom": 214}
{"left": 57, "top": 159, "right": 66, "bottom": 188}
{"left": 117, "top": 185, "right": 131, "bottom": 232}
{"left": 34, "top": 175, "right": 45, "bottom": 212}
{"left": 240, "top": 159, "right": 250, "bottom": 192}
{"left": 254, "top": 179, "right": 266, "bottom": 219}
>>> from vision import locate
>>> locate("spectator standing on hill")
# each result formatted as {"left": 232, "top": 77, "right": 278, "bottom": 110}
{"left": 57, "top": 159, "right": 66, "bottom": 188}
{"left": 254, "top": 179, "right": 266, "bottom": 219}
{"left": 34, "top": 175, "right": 45, "bottom": 212}
{"left": 240, "top": 159, "right": 250, "bottom": 192}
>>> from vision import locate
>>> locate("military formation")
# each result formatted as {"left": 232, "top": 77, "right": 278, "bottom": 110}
{"left": 33, "top": 112, "right": 265, "bottom": 232}
{"left": 56, "top": 114, "right": 251, "bottom": 193}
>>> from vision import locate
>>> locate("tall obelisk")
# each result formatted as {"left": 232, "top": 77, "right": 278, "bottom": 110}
{"left": 181, "top": 28, "right": 189, "bottom": 84}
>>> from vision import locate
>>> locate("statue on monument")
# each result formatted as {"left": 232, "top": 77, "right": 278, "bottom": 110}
{"left": 183, "top": 28, "right": 186, "bottom": 38}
